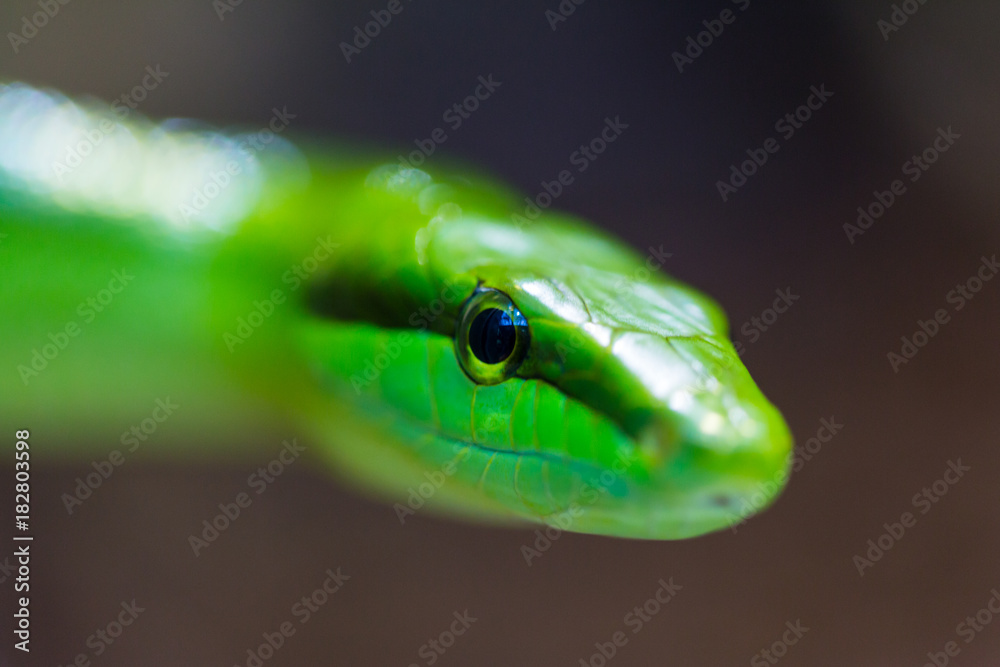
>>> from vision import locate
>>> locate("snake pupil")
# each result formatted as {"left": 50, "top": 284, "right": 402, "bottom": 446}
{"left": 469, "top": 308, "right": 516, "bottom": 364}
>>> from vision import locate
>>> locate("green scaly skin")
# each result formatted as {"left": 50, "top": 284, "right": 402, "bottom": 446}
{"left": 0, "top": 83, "right": 792, "bottom": 539}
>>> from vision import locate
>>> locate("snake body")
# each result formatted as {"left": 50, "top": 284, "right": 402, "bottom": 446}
{"left": 0, "top": 82, "right": 792, "bottom": 539}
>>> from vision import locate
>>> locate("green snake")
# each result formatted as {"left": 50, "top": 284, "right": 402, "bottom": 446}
{"left": 0, "top": 81, "right": 792, "bottom": 539}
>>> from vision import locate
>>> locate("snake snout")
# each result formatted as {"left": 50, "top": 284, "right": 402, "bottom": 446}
{"left": 610, "top": 333, "right": 793, "bottom": 524}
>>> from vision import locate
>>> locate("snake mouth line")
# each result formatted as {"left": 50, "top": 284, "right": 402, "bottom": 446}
{"left": 431, "top": 429, "right": 635, "bottom": 519}
{"left": 435, "top": 431, "right": 608, "bottom": 479}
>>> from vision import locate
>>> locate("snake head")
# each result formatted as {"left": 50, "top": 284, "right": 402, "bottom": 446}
{"left": 299, "top": 164, "right": 792, "bottom": 540}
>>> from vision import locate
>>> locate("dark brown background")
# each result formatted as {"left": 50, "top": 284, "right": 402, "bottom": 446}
{"left": 2, "top": 1, "right": 1000, "bottom": 665}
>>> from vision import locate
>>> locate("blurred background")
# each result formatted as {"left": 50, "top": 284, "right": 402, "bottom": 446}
{"left": 2, "top": 0, "right": 999, "bottom": 664}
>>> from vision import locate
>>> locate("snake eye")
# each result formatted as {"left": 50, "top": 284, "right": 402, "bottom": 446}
{"left": 456, "top": 288, "right": 530, "bottom": 385}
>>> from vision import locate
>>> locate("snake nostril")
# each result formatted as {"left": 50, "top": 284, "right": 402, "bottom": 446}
{"left": 708, "top": 494, "right": 733, "bottom": 508}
